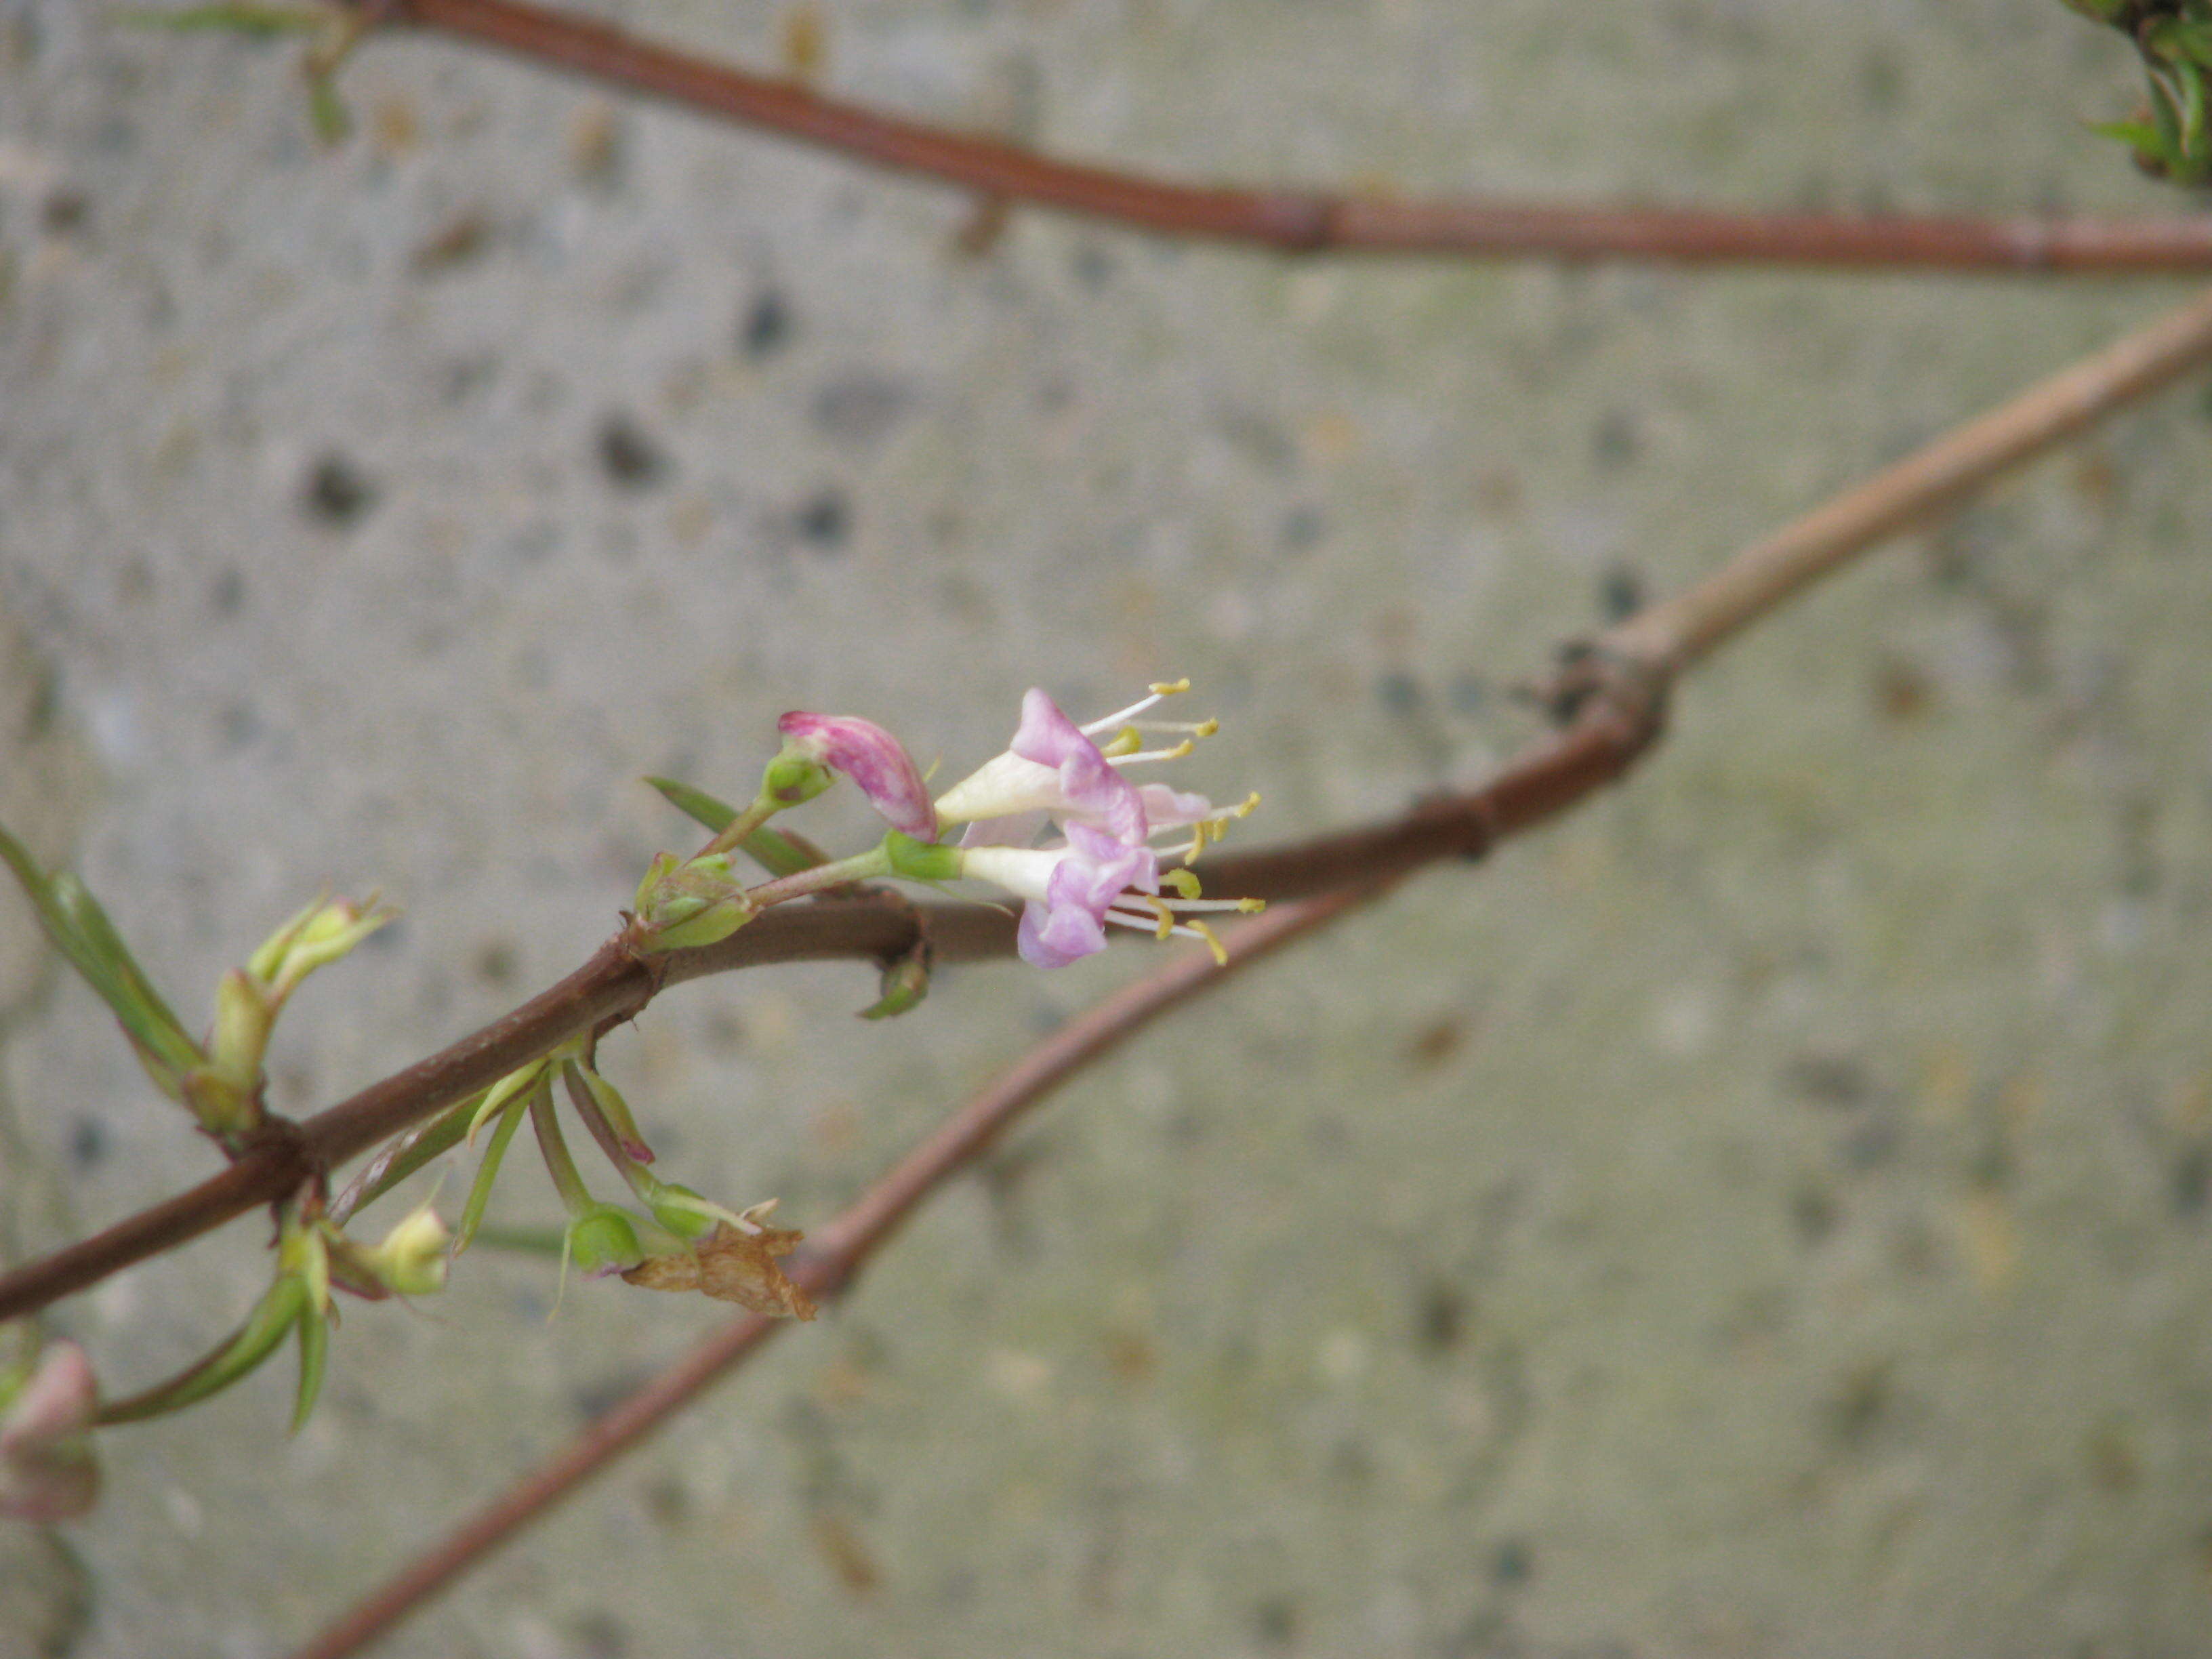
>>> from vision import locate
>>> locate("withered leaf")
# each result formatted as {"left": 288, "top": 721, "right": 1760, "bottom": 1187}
{"left": 621, "top": 1223, "right": 817, "bottom": 1320}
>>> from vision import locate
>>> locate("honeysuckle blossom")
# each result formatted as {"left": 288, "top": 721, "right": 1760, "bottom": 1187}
{"left": 774, "top": 711, "right": 937, "bottom": 840}
{"left": 935, "top": 683, "right": 1255, "bottom": 862}
{"left": 0, "top": 1341, "right": 98, "bottom": 1522}
{"left": 959, "top": 822, "right": 1262, "bottom": 970}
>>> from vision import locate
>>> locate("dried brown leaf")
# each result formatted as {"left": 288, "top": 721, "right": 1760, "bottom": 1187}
{"left": 621, "top": 1223, "right": 817, "bottom": 1320}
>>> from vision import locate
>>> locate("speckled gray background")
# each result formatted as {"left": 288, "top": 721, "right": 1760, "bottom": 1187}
{"left": 5, "top": 3, "right": 2212, "bottom": 1656}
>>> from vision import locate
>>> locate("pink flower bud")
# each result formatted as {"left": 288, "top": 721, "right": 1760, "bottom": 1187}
{"left": 0, "top": 1342, "right": 99, "bottom": 1522}
{"left": 776, "top": 712, "right": 938, "bottom": 841}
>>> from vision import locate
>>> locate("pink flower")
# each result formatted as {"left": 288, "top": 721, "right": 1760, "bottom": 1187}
{"left": 935, "top": 683, "right": 1250, "bottom": 859}
{"left": 959, "top": 821, "right": 1265, "bottom": 969}
{"left": 963, "top": 825, "right": 1163, "bottom": 968}
{"left": 0, "top": 1342, "right": 99, "bottom": 1523}
{"left": 775, "top": 711, "right": 938, "bottom": 840}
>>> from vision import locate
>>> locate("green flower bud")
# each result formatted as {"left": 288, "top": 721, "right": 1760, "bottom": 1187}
{"left": 762, "top": 749, "right": 835, "bottom": 808}
{"left": 208, "top": 967, "right": 274, "bottom": 1084}
{"left": 363, "top": 1200, "right": 451, "bottom": 1296}
{"left": 634, "top": 852, "right": 756, "bottom": 951}
{"left": 565, "top": 1204, "right": 648, "bottom": 1279}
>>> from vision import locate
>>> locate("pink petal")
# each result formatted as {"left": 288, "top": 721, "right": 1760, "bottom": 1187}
{"left": 1135, "top": 783, "right": 1215, "bottom": 831}
{"left": 777, "top": 712, "right": 939, "bottom": 840}
{"left": 0, "top": 1344, "right": 96, "bottom": 1452}
{"left": 1008, "top": 690, "right": 1147, "bottom": 844}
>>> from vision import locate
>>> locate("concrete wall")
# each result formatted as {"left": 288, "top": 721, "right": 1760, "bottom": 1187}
{"left": 5, "top": 2, "right": 2211, "bottom": 1655}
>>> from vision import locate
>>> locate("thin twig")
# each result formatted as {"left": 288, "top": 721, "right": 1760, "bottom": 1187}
{"left": 1605, "top": 285, "right": 2212, "bottom": 670}
{"left": 285, "top": 880, "right": 1385, "bottom": 1659}
{"left": 359, "top": 0, "right": 2212, "bottom": 274}
{"left": 5, "top": 284, "right": 2210, "bottom": 1327}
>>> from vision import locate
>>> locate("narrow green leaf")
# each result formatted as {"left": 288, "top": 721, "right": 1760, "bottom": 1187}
{"left": 329, "top": 1092, "right": 481, "bottom": 1225}
{"left": 94, "top": 1275, "right": 308, "bottom": 1425}
{"left": 467, "top": 1223, "right": 569, "bottom": 1257}
{"left": 645, "top": 776, "right": 738, "bottom": 834}
{"left": 291, "top": 1309, "right": 329, "bottom": 1432}
{"left": 0, "top": 823, "right": 202, "bottom": 1076}
{"left": 307, "top": 75, "right": 349, "bottom": 145}
{"left": 453, "top": 1094, "right": 531, "bottom": 1256}
{"left": 114, "top": 3, "right": 327, "bottom": 37}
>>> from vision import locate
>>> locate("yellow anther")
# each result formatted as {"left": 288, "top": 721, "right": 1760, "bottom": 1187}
{"left": 1099, "top": 726, "right": 1143, "bottom": 757}
{"left": 1233, "top": 791, "right": 1261, "bottom": 817}
{"left": 1148, "top": 678, "right": 1192, "bottom": 697}
{"left": 1147, "top": 898, "right": 1176, "bottom": 940}
{"left": 1237, "top": 897, "right": 1267, "bottom": 913}
{"left": 1189, "top": 919, "right": 1228, "bottom": 966}
{"left": 1193, "top": 717, "right": 1221, "bottom": 738}
{"left": 1162, "top": 867, "right": 1203, "bottom": 899}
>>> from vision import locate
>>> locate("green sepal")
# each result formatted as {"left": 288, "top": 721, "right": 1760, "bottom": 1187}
{"left": 95, "top": 1273, "right": 308, "bottom": 1426}
{"left": 638, "top": 898, "right": 754, "bottom": 952}
{"left": 882, "top": 831, "right": 962, "bottom": 883}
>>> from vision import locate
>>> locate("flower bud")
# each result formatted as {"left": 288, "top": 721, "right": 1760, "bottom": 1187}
{"left": 634, "top": 853, "right": 756, "bottom": 952}
{"left": 565, "top": 1204, "right": 648, "bottom": 1279}
{"left": 363, "top": 1200, "right": 452, "bottom": 1296}
{"left": 774, "top": 712, "right": 938, "bottom": 840}
{"left": 0, "top": 1341, "right": 99, "bottom": 1523}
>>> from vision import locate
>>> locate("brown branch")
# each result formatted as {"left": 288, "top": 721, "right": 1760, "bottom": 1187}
{"left": 6, "top": 283, "right": 2211, "bottom": 1327}
{"left": 284, "top": 880, "right": 1387, "bottom": 1659}
{"left": 360, "top": 0, "right": 2212, "bottom": 274}
{"left": 274, "top": 283, "right": 2212, "bottom": 1648}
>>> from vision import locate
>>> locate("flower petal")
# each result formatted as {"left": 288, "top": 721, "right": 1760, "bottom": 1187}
{"left": 777, "top": 712, "right": 938, "bottom": 840}
{"left": 1007, "top": 689, "right": 1147, "bottom": 843}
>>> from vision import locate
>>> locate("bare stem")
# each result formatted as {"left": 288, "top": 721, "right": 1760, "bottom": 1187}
{"left": 6, "top": 287, "right": 2211, "bottom": 1326}
{"left": 358, "top": 0, "right": 2212, "bottom": 274}
{"left": 1604, "top": 284, "right": 2212, "bottom": 671}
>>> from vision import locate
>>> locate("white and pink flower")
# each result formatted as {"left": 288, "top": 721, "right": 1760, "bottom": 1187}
{"left": 933, "top": 683, "right": 1262, "bottom": 968}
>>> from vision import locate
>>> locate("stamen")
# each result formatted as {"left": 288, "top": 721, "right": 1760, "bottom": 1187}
{"left": 1153, "top": 895, "right": 1258, "bottom": 913}
{"left": 1105, "top": 739, "right": 1196, "bottom": 768}
{"left": 1143, "top": 897, "right": 1175, "bottom": 940}
{"left": 1118, "top": 717, "right": 1218, "bottom": 737}
{"left": 1080, "top": 680, "right": 1192, "bottom": 736}
{"left": 1162, "top": 867, "right": 1203, "bottom": 899}
{"left": 1187, "top": 919, "right": 1229, "bottom": 966}
{"left": 1097, "top": 726, "right": 1144, "bottom": 758}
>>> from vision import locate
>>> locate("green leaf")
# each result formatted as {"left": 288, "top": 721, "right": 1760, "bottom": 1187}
{"left": 94, "top": 1274, "right": 308, "bottom": 1425}
{"left": 0, "top": 823, "right": 203, "bottom": 1079}
{"left": 329, "top": 1092, "right": 481, "bottom": 1225}
{"left": 645, "top": 776, "right": 738, "bottom": 834}
{"left": 644, "top": 776, "right": 820, "bottom": 876}
{"left": 453, "top": 1091, "right": 531, "bottom": 1256}
{"left": 466, "top": 1223, "right": 569, "bottom": 1257}
{"left": 291, "top": 1307, "right": 329, "bottom": 1432}
{"left": 114, "top": 3, "right": 328, "bottom": 37}
{"left": 307, "top": 75, "right": 349, "bottom": 145}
